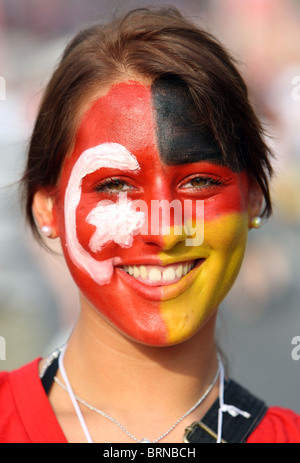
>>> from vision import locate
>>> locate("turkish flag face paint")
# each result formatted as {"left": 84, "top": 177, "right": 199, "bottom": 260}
{"left": 54, "top": 79, "right": 251, "bottom": 346}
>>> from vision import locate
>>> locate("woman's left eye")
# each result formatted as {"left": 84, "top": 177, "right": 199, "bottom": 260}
{"left": 180, "top": 175, "right": 223, "bottom": 190}
{"left": 94, "top": 178, "right": 133, "bottom": 193}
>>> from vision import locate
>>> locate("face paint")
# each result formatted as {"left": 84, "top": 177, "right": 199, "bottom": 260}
{"left": 64, "top": 142, "right": 144, "bottom": 284}
{"left": 151, "top": 76, "right": 224, "bottom": 167}
{"left": 159, "top": 213, "right": 249, "bottom": 343}
{"left": 55, "top": 80, "right": 251, "bottom": 346}
{"left": 86, "top": 192, "right": 145, "bottom": 253}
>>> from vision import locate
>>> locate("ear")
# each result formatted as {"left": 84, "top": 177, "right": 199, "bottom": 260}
{"left": 32, "top": 189, "right": 59, "bottom": 238}
{"left": 248, "top": 179, "right": 264, "bottom": 229}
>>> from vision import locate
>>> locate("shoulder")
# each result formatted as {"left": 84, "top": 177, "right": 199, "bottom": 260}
{"left": 247, "top": 406, "right": 300, "bottom": 443}
{"left": 0, "top": 358, "right": 66, "bottom": 443}
{"left": 0, "top": 359, "right": 41, "bottom": 442}
{"left": 0, "top": 358, "right": 41, "bottom": 403}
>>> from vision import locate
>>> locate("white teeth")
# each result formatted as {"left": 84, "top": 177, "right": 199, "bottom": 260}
{"left": 122, "top": 261, "right": 196, "bottom": 283}
{"left": 133, "top": 266, "right": 140, "bottom": 278}
{"left": 148, "top": 268, "right": 162, "bottom": 282}
{"left": 162, "top": 267, "right": 176, "bottom": 281}
{"left": 175, "top": 265, "right": 183, "bottom": 278}
{"left": 140, "top": 266, "right": 148, "bottom": 280}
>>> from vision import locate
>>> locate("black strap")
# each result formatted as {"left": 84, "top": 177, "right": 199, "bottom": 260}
{"left": 183, "top": 379, "right": 268, "bottom": 443}
{"left": 41, "top": 356, "right": 59, "bottom": 395}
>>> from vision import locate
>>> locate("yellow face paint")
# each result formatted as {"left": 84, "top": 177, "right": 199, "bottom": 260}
{"left": 159, "top": 213, "right": 249, "bottom": 344}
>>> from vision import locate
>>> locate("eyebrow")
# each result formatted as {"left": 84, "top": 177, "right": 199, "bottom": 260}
{"left": 76, "top": 142, "right": 140, "bottom": 181}
{"left": 151, "top": 77, "right": 223, "bottom": 166}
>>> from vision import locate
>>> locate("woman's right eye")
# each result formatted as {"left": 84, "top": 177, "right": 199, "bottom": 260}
{"left": 93, "top": 178, "right": 133, "bottom": 193}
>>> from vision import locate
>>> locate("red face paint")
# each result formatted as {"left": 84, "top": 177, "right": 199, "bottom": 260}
{"left": 54, "top": 81, "right": 251, "bottom": 346}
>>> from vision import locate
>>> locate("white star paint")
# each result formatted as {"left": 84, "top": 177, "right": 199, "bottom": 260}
{"left": 87, "top": 193, "right": 145, "bottom": 253}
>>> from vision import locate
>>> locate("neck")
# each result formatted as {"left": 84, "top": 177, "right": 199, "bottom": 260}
{"left": 61, "top": 299, "right": 219, "bottom": 416}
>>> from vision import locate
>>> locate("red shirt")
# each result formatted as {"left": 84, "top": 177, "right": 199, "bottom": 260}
{"left": 1, "top": 358, "right": 300, "bottom": 443}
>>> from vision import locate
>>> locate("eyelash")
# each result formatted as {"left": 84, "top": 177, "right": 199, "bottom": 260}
{"left": 93, "top": 174, "right": 224, "bottom": 194}
{"left": 179, "top": 175, "right": 224, "bottom": 191}
{"left": 93, "top": 178, "right": 133, "bottom": 193}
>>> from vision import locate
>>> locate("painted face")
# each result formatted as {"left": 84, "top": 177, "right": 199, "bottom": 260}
{"left": 55, "top": 79, "right": 251, "bottom": 346}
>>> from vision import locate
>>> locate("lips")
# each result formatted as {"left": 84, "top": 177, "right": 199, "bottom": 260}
{"left": 116, "top": 259, "right": 204, "bottom": 301}
{"left": 121, "top": 261, "right": 196, "bottom": 286}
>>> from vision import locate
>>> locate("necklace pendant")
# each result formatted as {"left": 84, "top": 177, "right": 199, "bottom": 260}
{"left": 140, "top": 438, "right": 150, "bottom": 443}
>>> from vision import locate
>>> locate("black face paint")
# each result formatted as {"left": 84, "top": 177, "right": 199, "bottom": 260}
{"left": 151, "top": 76, "right": 223, "bottom": 166}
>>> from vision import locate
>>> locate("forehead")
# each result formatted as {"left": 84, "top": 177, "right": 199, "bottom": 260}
{"left": 70, "top": 78, "right": 223, "bottom": 167}
{"left": 151, "top": 76, "right": 222, "bottom": 165}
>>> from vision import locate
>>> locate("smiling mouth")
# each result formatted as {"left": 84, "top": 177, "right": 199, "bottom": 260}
{"left": 117, "top": 258, "right": 205, "bottom": 301}
{"left": 121, "top": 261, "right": 198, "bottom": 286}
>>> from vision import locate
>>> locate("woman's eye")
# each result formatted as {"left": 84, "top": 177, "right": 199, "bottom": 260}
{"left": 94, "top": 178, "right": 133, "bottom": 193}
{"left": 181, "top": 176, "right": 222, "bottom": 190}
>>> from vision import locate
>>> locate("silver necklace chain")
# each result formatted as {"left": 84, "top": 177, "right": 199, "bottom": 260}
{"left": 54, "top": 365, "right": 219, "bottom": 443}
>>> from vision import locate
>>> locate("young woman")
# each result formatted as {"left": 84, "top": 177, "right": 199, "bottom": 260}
{"left": 1, "top": 7, "right": 299, "bottom": 443}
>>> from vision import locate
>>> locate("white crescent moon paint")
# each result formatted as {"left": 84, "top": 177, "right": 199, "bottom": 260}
{"left": 64, "top": 142, "right": 144, "bottom": 285}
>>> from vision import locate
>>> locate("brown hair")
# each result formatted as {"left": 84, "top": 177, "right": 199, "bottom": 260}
{"left": 22, "top": 6, "right": 273, "bottom": 241}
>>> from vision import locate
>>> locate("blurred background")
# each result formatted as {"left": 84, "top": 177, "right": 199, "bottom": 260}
{"left": 0, "top": 0, "right": 300, "bottom": 413}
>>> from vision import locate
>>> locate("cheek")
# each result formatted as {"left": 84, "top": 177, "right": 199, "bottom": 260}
{"left": 75, "top": 199, "right": 98, "bottom": 251}
{"left": 75, "top": 194, "right": 145, "bottom": 259}
{"left": 159, "top": 214, "right": 248, "bottom": 344}
{"left": 204, "top": 172, "right": 250, "bottom": 221}
{"left": 206, "top": 215, "right": 247, "bottom": 247}
{"left": 202, "top": 213, "right": 249, "bottom": 296}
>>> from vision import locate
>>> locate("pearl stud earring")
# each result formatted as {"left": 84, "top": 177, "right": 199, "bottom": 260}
{"left": 41, "top": 225, "right": 53, "bottom": 237}
{"left": 251, "top": 216, "right": 263, "bottom": 229}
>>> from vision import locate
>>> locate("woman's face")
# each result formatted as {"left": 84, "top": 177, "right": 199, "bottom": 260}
{"left": 54, "top": 79, "right": 251, "bottom": 346}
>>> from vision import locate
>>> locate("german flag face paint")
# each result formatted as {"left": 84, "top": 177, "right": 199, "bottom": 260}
{"left": 54, "top": 79, "right": 251, "bottom": 346}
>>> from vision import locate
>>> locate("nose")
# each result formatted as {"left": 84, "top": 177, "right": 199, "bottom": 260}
{"left": 140, "top": 224, "right": 188, "bottom": 250}
{"left": 137, "top": 197, "right": 188, "bottom": 250}
{"left": 160, "top": 224, "right": 189, "bottom": 251}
